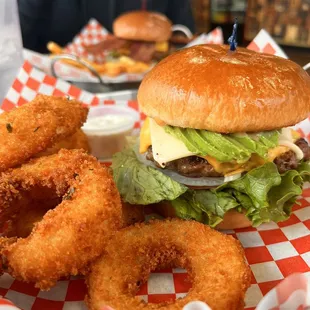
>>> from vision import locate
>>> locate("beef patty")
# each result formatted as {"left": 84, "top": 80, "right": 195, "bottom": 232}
{"left": 145, "top": 138, "right": 310, "bottom": 178}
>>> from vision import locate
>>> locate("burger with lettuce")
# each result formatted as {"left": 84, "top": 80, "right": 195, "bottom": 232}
{"left": 112, "top": 44, "right": 310, "bottom": 229}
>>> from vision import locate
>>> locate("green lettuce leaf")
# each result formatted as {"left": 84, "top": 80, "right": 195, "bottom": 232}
{"left": 297, "top": 161, "right": 310, "bottom": 182}
{"left": 164, "top": 125, "right": 279, "bottom": 163}
{"left": 112, "top": 148, "right": 187, "bottom": 205}
{"left": 112, "top": 148, "right": 310, "bottom": 227}
{"left": 171, "top": 162, "right": 310, "bottom": 227}
{"left": 172, "top": 190, "right": 240, "bottom": 227}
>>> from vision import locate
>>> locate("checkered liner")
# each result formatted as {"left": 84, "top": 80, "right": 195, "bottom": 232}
{"left": 23, "top": 21, "right": 224, "bottom": 84}
{"left": 63, "top": 19, "right": 224, "bottom": 64}
{"left": 185, "top": 27, "right": 223, "bottom": 47}
{"left": 247, "top": 29, "right": 288, "bottom": 59}
{"left": 1, "top": 30, "right": 310, "bottom": 310}
{"left": 64, "top": 18, "right": 108, "bottom": 64}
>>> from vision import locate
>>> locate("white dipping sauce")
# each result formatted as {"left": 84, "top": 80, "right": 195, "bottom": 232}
{"left": 82, "top": 109, "right": 137, "bottom": 160}
{"left": 83, "top": 115, "right": 134, "bottom": 133}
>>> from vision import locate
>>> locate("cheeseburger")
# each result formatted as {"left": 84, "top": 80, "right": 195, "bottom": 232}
{"left": 84, "top": 11, "right": 172, "bottom": 63}
{"left": 112, "top": 44, "right": 310, "bottom": 229}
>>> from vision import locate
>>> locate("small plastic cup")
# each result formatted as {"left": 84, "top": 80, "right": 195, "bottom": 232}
{"left": 82, "top": 105, "right": 139, "bottom": 160}
{"left": 0, "top": 0, "right": 24, "bottom": 104}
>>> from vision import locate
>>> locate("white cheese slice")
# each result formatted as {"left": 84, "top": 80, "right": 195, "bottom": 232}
{"left": 149, "top": 118, "right": 195, "bottom": 167}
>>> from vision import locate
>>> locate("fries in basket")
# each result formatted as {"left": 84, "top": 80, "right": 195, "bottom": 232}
{"left": 47, "top": 41, "right": 151, "bottom": 77}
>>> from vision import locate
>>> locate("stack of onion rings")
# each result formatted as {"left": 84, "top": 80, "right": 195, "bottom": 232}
{"left": 0, "top": 149, "right": 122, "bottom": 289}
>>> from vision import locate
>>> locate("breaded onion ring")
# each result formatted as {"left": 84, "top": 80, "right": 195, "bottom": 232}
{"left": 0, "top": 149, "right": 122, "bottom": 289}
{"left": 121, "top": 202, "right": 145, "bottom": 227}
{"left": 35, "top": 129, "right": 90, "bottom": 158}
{"left": 86, "top": 219, "right": 251, "bottom": 310}
{"left": 0, "top": 95, "right": 88, "bottom": 172}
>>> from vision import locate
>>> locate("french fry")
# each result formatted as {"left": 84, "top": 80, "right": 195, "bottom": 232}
{"left": 47, "top": 41, "right": 105, "bottom": 71}
{"left": 46, "top": 41, "right": 150, "bottom": 77}
{"left": 126, "top": 62, "right": 150, "bottom": 73}
{"left": 119, "top": 56, "right": 136, "bottom": 66}
{"left": 104, "top": 62, "right": 125, "bottom": 77}
{"left": 47, "top": 41, "right": 64, "bottom": 54}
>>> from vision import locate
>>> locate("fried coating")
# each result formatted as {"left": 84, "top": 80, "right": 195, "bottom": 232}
{"left": 121, "top": 202, "right": 145, "bottom": 227}
{"left": 86, "top": 219, "right": 251, "bottom": 310}
{"left": 35, "top": 129, "right": 90, "bottom": 157}
{"left": 0, "top": 149, "right": 122, "bottom": 289}
{"left": 0, "top": 95, "right": 88, "bottom": 172}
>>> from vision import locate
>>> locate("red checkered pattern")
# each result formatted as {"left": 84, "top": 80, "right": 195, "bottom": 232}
{"left": 0, "top": 62, "right": 146, "bottom": 130}
{"left": 1, "top": 61, "right": 99, "bottom": 110}
{"left": 64, "top": 18, "right": 108, "bottom": 64}
{"left": 24, "top": 23, "right": 224, "bottom": 84}
{"left": 23, "top": 48, "right": 147, "bottom": 84}
{"left": 204, "top": 27, "right": 224, "bottom": 44}
{"left": 23, "top": 49, "right": 92, "bottom": 82}
{"left": 185, "top": 27, "right": 223, "bottom": 48}
{"left": 0, "top": 194, "right": 309, "bottom": 310}
{"left": 247, "top": 29, "right": 288, "bottom": 59}
{"left": 1, "top": 32, "right": 310, "bottom": 309}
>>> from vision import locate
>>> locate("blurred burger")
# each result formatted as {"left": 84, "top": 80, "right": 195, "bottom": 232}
{"left": 84, "top": 11, "right": 172, "bottom": 63}
{"left": 112, "top": 44, "right": 310, "bottom": 229}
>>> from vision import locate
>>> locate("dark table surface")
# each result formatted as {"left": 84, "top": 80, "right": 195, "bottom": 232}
{"left": 283, "top": 46, "right": 310, "bottom": 68}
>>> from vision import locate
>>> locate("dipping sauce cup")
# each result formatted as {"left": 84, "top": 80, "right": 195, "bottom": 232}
{"left": 82, "top": 105, "right": 139, "bottom": 160}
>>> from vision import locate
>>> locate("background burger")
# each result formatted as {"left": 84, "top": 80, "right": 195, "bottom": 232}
{"left": 112, "top": 44, "right": 310, "bottom": 230}
{"left": 84, "top": 11, "right": 173, "bottom": 63}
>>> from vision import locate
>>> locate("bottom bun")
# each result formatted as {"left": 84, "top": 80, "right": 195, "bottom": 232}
{"left": 154, "top": 201, "right": 252, "bottom": 230}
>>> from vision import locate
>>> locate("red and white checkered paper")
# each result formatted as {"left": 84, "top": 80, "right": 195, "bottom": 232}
{"left": 185, "top": 27, "right": 223, "bottom": 47}
{"left": 1, "top": 29, "right": 310, "bottom": 309}
{"left": 64, "top": 19, "right": 108, "bottom": 65}
{"left": 23, "top": 20, "right": 224, "bottom": 84}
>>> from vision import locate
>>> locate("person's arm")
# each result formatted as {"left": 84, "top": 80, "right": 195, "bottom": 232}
{"left": 17, "top": 0, "right": 54, "bottom": 52}
{"left": 166, "top": 0, "right": 196, "bottom": 33}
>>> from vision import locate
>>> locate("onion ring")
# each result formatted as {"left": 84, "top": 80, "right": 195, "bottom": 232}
{"left": 0, "top": 95, "right": 88, "bottom": 172}
{"left": 121, "top": 202, "right": 145, "bottom": 227}
{"left": 86, "top": 219, "right": 251, "bottom": 310}
{"left": 34, "top": 129, "right": 90, "bottom": 158}
{"left": 0, "top": 149, "right": 122, "bottom": 289}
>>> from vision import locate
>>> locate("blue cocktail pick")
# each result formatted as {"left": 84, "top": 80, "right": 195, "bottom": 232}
{"left": 228, "top": 18, "right": 238, "bottom": 51}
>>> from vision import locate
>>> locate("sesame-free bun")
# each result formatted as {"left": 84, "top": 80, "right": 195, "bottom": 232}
{"left": 113, "top": 11, "right": 172, "bottom": 42}
{"left": 153, "top": 202, "right": 252, "bottom": 230}
{"left": 138, "top": 44, "right": 310, "bottom": 133}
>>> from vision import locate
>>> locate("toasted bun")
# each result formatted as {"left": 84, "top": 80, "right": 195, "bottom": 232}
{"left": 138, "top": 44, "right": 310, "bottom": 133}
{"left": 153, "top": 201, "right": 252, "bottom": 230}
{"left": 113, "top": 11, "right": 172, "bottom": 42}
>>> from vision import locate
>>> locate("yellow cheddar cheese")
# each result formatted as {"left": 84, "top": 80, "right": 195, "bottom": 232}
{"left": 268, "top": 146, "right": 290, "bottom": 161}
{"left": 291, "top": 129, "right": 301, "bottom": 141}
{"left": 139, "top": 117, "right": 152, "bottom": 153}
{"left": 140, "top": 117, "right": 291, "bottom": 176}
{"left": 205, "top": 146, "right": 289, "bottom": 176}
{"left": 155, "top": 41, "right": 169, "bottom": 52}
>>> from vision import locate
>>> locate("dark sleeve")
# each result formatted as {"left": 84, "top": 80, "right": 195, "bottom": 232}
{"left": 17, "top": 0, "right": 54, "bottom": 52}
{"left": 166, "top": 0, "right": 196, "bottom": 33}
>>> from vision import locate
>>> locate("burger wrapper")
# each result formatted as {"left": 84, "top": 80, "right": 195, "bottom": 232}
{"left": 0, "top": 29, "right": 310, "bottom": 310}
{"left": 23, "top": 19, "right": 224, "bottom": 84}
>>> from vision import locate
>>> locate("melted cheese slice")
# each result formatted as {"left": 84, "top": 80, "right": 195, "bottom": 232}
{"left": 139, "top": 118, "right": 152, "bottom": 153}
{"left": 139, "top": 118, "right": 303, "bottom": 175}
{"left": 155, "top": 41, "right": 169, "bottom": 52}
{"left": 149, "top": 118, "right": 195, "bottom": 167}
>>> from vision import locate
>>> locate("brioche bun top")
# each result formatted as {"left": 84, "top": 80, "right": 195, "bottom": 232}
{"left": 138, "top": 44, "right": 310, "bottom": 133}
{"left": 113, "top": 11, "right": 172, "bottom": 42}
